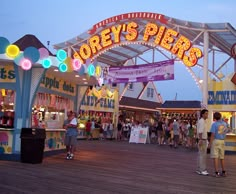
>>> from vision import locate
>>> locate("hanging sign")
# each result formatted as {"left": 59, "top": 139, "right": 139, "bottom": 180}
{"left": 106, "top": 59, "right": 174, "bottom": 83}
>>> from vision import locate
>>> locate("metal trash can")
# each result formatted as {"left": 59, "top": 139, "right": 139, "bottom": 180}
{"left": 20, "top": 128, "right": 46, "bottom": 164}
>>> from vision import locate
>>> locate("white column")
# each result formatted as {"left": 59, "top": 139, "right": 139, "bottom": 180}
{"left": 203, "top": 31, "right": 209, "bottom": 107}
{"left": 68, "top": 47, "right": 72, "bottom": 57}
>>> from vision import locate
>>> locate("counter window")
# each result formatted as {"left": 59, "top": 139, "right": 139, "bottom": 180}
{"left": 32, "top": 93, "right": 74, "bottom": 129}
{"left": 0, "top": 89, "right": 15, "bottom": 128}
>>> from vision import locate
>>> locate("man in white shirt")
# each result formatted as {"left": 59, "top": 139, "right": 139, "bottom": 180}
{"left": 196, "top": 109, "right": 209, "bottom": 175}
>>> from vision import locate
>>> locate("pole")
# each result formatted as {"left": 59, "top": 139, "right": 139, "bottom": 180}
{"left": 68, "top": 47, "right": 72, "bottom": 57}
{"left": 203, "top": 31, "right": 209, "bottom": 108}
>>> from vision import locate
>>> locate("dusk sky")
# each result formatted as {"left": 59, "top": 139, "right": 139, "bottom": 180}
{"left": 1, "top": 0, "right": 236, "bottom": 101}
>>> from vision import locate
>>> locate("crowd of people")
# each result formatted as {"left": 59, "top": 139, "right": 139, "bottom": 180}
{"left": 113, "top": 117, "right": 198, "bottom": 150}
{"left": 63, "top": 109, "right": 231, "bottom": 178}
{"left": 149, "top": 117, "right": 198, "bottom": 149}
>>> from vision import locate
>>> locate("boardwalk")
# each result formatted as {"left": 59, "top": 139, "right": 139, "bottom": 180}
{"left": 0, "top": 141, "right": 236, "bottom": 194}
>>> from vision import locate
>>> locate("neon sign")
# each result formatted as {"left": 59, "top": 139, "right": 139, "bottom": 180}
{"left": 74, "top": 22, "right": 203, "bottom": 67}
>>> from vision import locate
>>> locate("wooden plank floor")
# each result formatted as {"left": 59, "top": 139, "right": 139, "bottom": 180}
{"left": 0, "top": 140, "right": 236, "bottom": 194}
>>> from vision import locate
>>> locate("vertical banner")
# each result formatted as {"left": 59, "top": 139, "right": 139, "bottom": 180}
{"left": 106, "top": 59, "right": 174, "bottom": 84}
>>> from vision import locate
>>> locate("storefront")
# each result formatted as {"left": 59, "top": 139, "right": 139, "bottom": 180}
{"left": 208, "top": 74, "right": 236, "bottom": 152}
{"left": 0, "top": 61, "right": 16, "bottom": 154}
{"left": 78, "top": 86, "right": 119, "bottom": 139}
{"left": 0, "top": 35, "right": 98, "bottom": 159}
{"left": 119, "top": 96, "right": 161, "bottom": 125}
{"left": 160, "top": 100, "right": 202, "bottom": 122}
{"left": 31, "top": 72, "right": 78, "bottom": 152}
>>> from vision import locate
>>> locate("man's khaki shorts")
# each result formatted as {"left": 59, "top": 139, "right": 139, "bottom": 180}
{"left": 210, "top": 139, "right": 225, "bottom": 159}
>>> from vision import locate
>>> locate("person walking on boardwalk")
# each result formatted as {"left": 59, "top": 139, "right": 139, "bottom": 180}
{"left": 196, "top": 109, "right": 209, "bottom": 176}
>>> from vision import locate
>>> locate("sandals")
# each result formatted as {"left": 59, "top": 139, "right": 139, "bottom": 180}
{"left": 214, "top": 171, "right": 227, "bottom": 177}
{"left": 221, "top": 171, "right": 227, "bottom": 177}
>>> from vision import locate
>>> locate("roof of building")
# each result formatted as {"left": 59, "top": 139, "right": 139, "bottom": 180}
{"left": 14, "top": 34, "right": 54, "bottom": 56}
{"left": 119, "top": 96, "right": 162, "bottom": 111}
{"left": 161, "top": 100, "right": 202, "bottom": 109}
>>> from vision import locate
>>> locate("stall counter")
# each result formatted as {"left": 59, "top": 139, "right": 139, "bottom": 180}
{"left": 44, "top": 129, "right": 66, "bottom": 152}
{"left": 225, "top": 133, "right": 236, "bottom": 152}
{"left": 0, "top": 128, "right": 14, "bottom": 154}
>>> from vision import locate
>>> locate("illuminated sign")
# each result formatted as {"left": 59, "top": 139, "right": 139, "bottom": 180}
{"left": 74, "top": 22, "right": 202, "bottom": 67}
{"left": 208, "top": 90, "right": 236, "bottom": 105}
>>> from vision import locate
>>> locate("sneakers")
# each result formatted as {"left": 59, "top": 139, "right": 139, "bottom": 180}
{"left": 66, "top": 153, "right": 74, "bottom": 160}
{"left": 196, "top": 170, "right": 209, "bottom": 176}
{"left": 196, "top": 170, "right": 201, "bottom": 175}
{"left": 66, "top": 153, "right": 70, "bottom": 160}
{"left": 200, "top": 170, "right": 209, "bottom": 176}
{"left": 69, "top": 154, "right": 74, "bottom": 160}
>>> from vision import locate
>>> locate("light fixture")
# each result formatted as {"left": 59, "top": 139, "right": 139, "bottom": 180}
{"left": 84, "top": 82, "right": 88, "bottom": 84}
{"left": 75, "top": 75, "right": 80, "bottom": 77}
{"left": 82, "top": 78, "right": 86, "bottom": 81}
{"left": 54, "top": 69, "right": 59, "bottom": 72}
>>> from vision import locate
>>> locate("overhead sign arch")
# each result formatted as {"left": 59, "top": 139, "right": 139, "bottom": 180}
{"left": 73, "top": 20, "right": 202, "bottom": 67}
{"left": 54, "top": 11, "right": 236, "bottom": 107}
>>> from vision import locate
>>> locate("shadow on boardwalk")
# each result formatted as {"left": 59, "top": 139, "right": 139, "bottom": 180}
{"left": 0, "top": 140, "right": 236, "bottom": 194}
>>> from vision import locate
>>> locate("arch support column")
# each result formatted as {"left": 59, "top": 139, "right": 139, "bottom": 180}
{"left": 203, "top": 31, "right": 209, "bottom": 107}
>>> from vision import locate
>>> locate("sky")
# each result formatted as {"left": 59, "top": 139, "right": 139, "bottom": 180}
{"left": 1, "top": 0, "right": 236, "bottom": 101}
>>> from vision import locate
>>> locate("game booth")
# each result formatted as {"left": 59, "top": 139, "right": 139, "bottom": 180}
{"left": 78, "top": 86, "right": 119, "bottom": 139}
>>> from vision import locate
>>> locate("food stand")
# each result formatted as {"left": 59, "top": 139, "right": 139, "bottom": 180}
{"left": 31, "top": 72, "right": 78, "bottom": 152}
{"left": 0, "top": 61, "right": 16, "bottom": 154}
{"left": 208, "top": 74, "right": 236, "bottom": 152}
